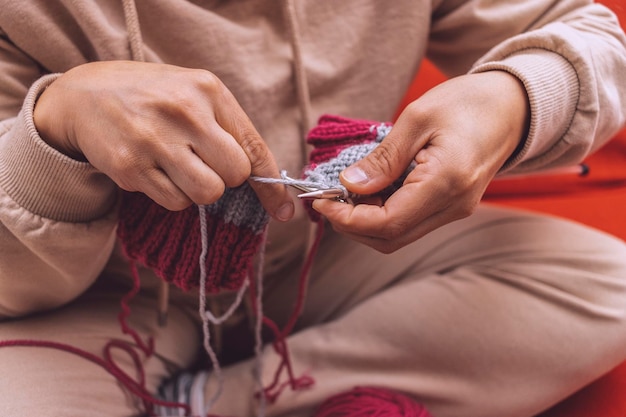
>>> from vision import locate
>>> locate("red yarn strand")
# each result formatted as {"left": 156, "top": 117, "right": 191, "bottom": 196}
{"left": 0, "top": 339, "right": 192, "bottom": 416}
{"left": 0, "top": 259, "right": 190, "bottom": 416}
{"left": 118, "top": 260, "right": 155, "bottom": 357}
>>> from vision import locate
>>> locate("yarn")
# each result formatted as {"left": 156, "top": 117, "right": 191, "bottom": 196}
{"left": 118, "top": 114, "right": 393, "bottom": 293}
{"left": 0, "top": 114, "right": 419, "bottom": 417}
{"left": 117, "top": 182, "right": 269, "bottom": 293}
{"left": 254, "top": 114, "right": 392, "bottom": 220}
{"left": 307, "top": 114, "right": 391, "bottom": 168}
{"left": 314, "top": 387, "right": 432, "bottom": 417}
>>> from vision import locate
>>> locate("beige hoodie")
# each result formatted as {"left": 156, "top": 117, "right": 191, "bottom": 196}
{"left": 0, "top": 0, "right": 625, "bottom": 317}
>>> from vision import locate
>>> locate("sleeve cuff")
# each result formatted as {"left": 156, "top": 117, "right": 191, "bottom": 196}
{"left": 470, "top": 49, "right": 580, "bottom": 172}
{"left": 0, "top": 74, "right": 118, "bottom": 222}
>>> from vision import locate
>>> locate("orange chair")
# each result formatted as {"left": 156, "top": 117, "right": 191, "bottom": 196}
{"left": 397, "top": 1, "right": 626, "bottom": 415}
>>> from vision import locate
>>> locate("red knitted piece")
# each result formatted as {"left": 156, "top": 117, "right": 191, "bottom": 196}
{"left": 117, "top": 185, "right": 267, "bottom": 293}
{"left": 307, "top": 114, "right": 382, "bottom": 168}
{"left": 314, "top": 387, "right": 432, "bottom": 417}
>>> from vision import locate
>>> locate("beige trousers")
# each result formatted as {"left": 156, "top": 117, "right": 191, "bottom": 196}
{"left": 1, "top": 205, "right": 626, "bottom": 417}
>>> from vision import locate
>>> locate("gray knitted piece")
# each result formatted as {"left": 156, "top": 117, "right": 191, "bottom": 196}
{"left": 205, "top": 182, "right": 269, "bottom": 233}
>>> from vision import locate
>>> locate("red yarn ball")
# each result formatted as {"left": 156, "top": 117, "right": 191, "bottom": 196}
{"left": 314, "top": 387, "right": 432, "bottom": 417}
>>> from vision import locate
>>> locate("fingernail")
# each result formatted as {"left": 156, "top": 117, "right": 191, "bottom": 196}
{"left": 342, "top": 166, "right": 369, "bottom": 184}
{"left": 275, "top": 202, "right": 294, "bottom": 221}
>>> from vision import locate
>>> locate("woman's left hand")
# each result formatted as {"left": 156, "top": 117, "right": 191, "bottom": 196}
{"left": 312, "top": 71, "right": 530, "bottom": 253}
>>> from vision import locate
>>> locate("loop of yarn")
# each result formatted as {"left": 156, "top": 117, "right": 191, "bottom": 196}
{"left": 304, "top": 115, "right": 390, "bottom": 192}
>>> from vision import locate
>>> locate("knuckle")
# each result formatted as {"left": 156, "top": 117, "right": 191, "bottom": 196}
{"left": 163, "top": 197, "right": 192, "bottom": 211}
{"left": 196, "top": 183, "right": 225, "bottom": 206}
{"left": 239, "top": 131, "right": 270, "bottom": 170}
{"left": 404, "top": 100, "right": 433, "bottom": 128}
{"left": 153, "top": 186, "right": 193, "bottom": 211}
{"left": 225, "top": 168, "right": 251, "bottom": 188}
{"left": 223, "top": 154, "right": 252, "bottom": 187}
{"left": 110, "top": 145, "right": 144, "bottom": 181}
{"left": 195, "top": 69, "right": 222, "bottom": 93}
{"left": 405, "top": 100, "right": 427, "bottom": 119}
{"left": 368, "top": 141, "right": 403, "bottom": 176}
{"left": 176, "top": 170, "right": 226, "bottom": 206}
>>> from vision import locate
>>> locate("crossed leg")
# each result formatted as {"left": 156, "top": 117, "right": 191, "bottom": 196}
{"left": 201, "top": 205, "right": 626, "bottom": 417}
{"left": 0, "top": 277, "right": 201, "bottom": 417}
{"left": 2, "top": 205, "right": 625, "bottom": 417}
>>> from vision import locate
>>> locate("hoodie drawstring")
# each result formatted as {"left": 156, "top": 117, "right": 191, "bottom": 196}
{"left": 122, "top": 0, "right": 145, "bottom": 62}
{"left": 282, "top": 0, "right": 314, "bottom": 163}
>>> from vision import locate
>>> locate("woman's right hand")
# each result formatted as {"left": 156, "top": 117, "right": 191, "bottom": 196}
{"left": 33, "top": 61, "right": 294, "bottom": 220}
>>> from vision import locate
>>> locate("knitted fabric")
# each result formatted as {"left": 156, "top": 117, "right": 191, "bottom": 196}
{"left": 0, "top": 115, "right": 404, "bottom": 417}
{"left": 117, "top": 114, "right": 392, "bottom": 291}
{"left": 117, "top": 182, "right": 268, "bottom": 293}
{"left": 305, "top": 114, "right": 391, "bottom": 182}
{"left": 301, "top": 114, "right": 392, "bottom": 220}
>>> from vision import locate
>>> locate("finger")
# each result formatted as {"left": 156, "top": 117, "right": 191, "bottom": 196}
{"left": 327, "top": 207, "right": 461, "bottom": 254}
{"left": 314, "top": 168, "right": 473, "bottom": 251}
{"left": 340, "top": 115, "right": 429, "bottom": 195}
{"left": 190, "top": 123, "right": 251, "bottom": 188}
{"left": 352, "top": 195, "right": 384, "bottom": 206}
{"left": 214, "top": 91, "right": 294, "bottom": 221}
{"left": 123, "top": 166, "right": 193, "bottom": 211}
{"left": 313, "top": 182, "right": 432, "bottom": 238}
{"left": 159, "top": 148, "right": 226, "bottom": 206}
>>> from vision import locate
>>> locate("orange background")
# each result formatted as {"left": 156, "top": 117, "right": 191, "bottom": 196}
{"left": 397, "top": 1, "right": 626, "bottom": 415}
{"left": 397, "top": 1, "right": 626, "bottom": 242}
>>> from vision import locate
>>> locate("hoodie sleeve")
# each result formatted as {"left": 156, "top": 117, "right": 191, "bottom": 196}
{"left": 428, "top": 0, "right": 626, "bottom": 173}
{"left": 0, "top": 34, "right": 119, "bottom": 318}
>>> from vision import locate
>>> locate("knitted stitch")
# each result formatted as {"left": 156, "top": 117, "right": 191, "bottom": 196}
{"left": 117, "top": 182, "right": 268, "bottom": 293}
{"left": 118, "top": 114, "right": 392, "bottom": 291}
{"left": 115, "top": 114, "right": 397, "bottom": 412}
{"left": 307, "top": 114, "right": 391, "bottom": 169}
{"left": 0, "top": 115, "right": 400, "bottom": 417}
{"left": 253, "top": 114, "right": 393, "bottom": 221}
{"left": 302, "top": 114, "right": 391, "bottom": 220}
{"left": 306, "top": 114, "right": 391, "bottom": 175}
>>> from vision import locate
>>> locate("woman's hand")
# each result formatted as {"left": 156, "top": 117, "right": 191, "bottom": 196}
{"left": 313, "top": 71, "right": 530, "bottom": 252}
{"left": 33, "top": 61, "right": 294, "bottom": 220}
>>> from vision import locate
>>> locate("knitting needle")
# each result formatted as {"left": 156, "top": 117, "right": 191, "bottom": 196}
{"left": 297, "top": 188, "right": 347, "bottom": 199}
{"left": 287, "top": 183, "right": 318, "bottom": 194}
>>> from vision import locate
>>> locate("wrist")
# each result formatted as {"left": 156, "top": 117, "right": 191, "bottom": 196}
{"left": 488, "top": 70, "right": 531, "bottom": 163}
{"left": 33, "top": 75, "right": 84, "bottom": 161}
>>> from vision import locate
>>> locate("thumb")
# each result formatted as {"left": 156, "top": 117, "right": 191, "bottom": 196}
{"left": 340, "top": 135, "right": 415, "bottom": 195}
